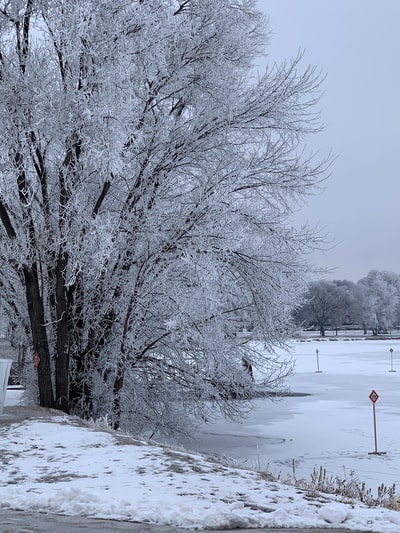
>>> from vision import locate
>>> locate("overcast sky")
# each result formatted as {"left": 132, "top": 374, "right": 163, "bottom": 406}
{"left": 257, "top": 1, "right": 400, "bottom": 282}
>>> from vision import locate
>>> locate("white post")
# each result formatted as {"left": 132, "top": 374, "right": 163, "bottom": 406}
{"left": 315, "top": 349, "right": 322, "bottom": 373}
{"left": 372, "top": 402, "right": 378, "bottom": 454}
{"left": 389, "top": 348, "right": 396, "bottom": 372}
{"left": 0, "top": 359, "right": 12, "bottom": 415}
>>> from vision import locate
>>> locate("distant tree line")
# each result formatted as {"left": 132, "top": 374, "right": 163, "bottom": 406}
{"left": 295, "top": 270, "right": 400, "bottom": 336}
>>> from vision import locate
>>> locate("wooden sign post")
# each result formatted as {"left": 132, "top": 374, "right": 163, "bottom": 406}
{"left": 368, "top": 390, "right": 386, "bottom": 455}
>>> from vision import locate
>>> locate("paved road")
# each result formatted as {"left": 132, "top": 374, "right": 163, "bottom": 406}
{"left": 0, "top": 509, "right": 373, "bottom": 533}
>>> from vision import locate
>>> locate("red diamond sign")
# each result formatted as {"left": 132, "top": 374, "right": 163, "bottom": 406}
{"left": 369, "top": 390, "right": 379, "bottom": 403}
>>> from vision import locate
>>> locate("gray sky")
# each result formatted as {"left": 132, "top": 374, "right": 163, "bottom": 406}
{"left": 257, "top": 0, "right": 400, "bottom": 282}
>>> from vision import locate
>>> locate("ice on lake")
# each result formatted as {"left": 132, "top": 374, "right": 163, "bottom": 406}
{"left": 176, "top": 337, "right": 400, "bottom": 493}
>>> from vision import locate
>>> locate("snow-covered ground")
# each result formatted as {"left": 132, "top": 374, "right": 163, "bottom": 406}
{"left": 1, "top": 338, "right": 400, "bottom": 531}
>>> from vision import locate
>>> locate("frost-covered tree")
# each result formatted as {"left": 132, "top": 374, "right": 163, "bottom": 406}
{"left": 295, "top": 280, "right": 346, "bottom": 336}
{"left": 0, "top": 0, "right": 327, "bottom": 433}
{"left": 356, "top": 271, "right": 399, "bottom": 335}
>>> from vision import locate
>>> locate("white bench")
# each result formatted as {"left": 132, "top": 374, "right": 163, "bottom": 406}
{"left": 0, "top": 359, "right": 12, "bottom": 414}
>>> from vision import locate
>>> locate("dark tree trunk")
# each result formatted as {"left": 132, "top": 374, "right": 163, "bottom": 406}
{"left": 69, "top": 350, "right": 93, "bottom": 417}
{"left": 242, "top": 358, "right": 254, "bottom": 381}
{"left": 55, "top": 252, "right": 70, "bottom": 413}
{"left": 112, "top": 358, "right": 125, "bottom": 430}
{"left": 65, "top": 271, "right": 92, "bottom": 415}
{"left": 23, "top": 265, "right": 54, "bottom": 408}
{"left": 112, "top": 294, "right": 133, "bottom": 430}
{"left": 69, "top": 332, "right": 95, "bottom": 418}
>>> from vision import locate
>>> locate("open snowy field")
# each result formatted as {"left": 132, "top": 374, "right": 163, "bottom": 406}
{"left": 2, "top": 338, "right": 400, "bottom": 531}
{"left": 176, "top": 338, "right": 400, "bottom": 495}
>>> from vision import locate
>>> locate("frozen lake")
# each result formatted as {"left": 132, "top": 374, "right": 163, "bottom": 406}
{"left": 177, "top": 338, "right": 400, "bottom": 494}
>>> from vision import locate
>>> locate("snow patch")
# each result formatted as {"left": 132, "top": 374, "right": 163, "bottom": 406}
{"left": 318, "top": 502, "right": 349, "bottom": 524}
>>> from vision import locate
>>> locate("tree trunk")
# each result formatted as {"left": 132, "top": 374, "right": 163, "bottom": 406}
{"left": 112, "top": 359, "right": 124, "bottom": 430}
{"left": 242, "top": 358, "right": 254, "bottom": 381}
{"left": 23, "top": 265, "right": 54, "bottom": 408}
{"left": 55, "top": 252, "right": 70, "bottom": 413}
{"left": 112, "top": 296, "right": 133, "bottom": 429}
{"left": 67, "top": 275, "right": 93, "bottom": 416}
